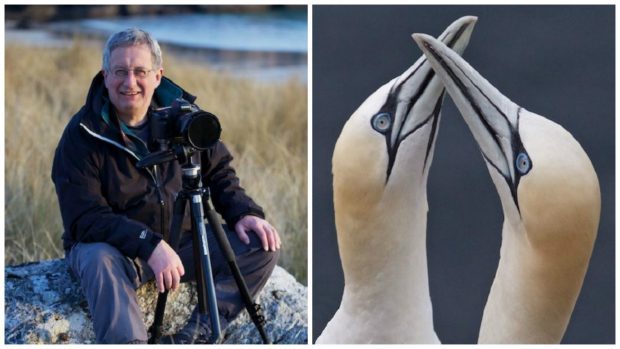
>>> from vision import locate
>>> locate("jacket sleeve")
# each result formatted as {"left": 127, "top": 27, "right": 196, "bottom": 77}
{"left": 51, "top": 121, "right": 162, "bottom": 260}
{"left": 200, "top": 141, "right": 265, "bottom": 227}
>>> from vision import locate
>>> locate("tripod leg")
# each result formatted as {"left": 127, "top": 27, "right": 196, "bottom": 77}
{"left": 148, "top": 292, "right": 168, "bottom": 344}
{"left": 189, "top": 194, "right": 222, "bottom": 343}
{"left": 202, "top": 202, "right": 272, "bottom": 344}
{"left": 148, "top": 195, "right": 187, "bottom": 344}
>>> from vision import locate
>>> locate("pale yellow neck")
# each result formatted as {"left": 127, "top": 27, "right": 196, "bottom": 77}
{"left": 328, "top": 195, "right": 439, "bottom": 343}
{"left": 478, "top": 221, "right": 595, "bottom": 343}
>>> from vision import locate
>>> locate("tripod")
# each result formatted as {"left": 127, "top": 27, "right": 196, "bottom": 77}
{"left": 144, "top": 152, "right": 270, "bottom": 344}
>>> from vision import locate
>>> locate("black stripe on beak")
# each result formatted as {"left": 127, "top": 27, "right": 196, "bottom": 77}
{"left": 380, "top": 21, "right": 471, "bottom": 183}
{"left": 421, "top": 40, "right": 531, "bottom": 211}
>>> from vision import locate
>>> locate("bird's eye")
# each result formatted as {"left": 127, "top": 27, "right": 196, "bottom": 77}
{"left": 515, "top": 152, "right": 531, "bottom": 175}
{"left": 371, "top": 112, "right": 392, "bottom": 133}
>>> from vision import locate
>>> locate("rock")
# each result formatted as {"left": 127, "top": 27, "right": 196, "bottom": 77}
{"left": 5, "top": 259, "right": 306, "bottom": 344}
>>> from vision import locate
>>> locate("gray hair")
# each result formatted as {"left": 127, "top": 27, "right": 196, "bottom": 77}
{"left": 102, "top": 28, "right": 163, "bottom": 71}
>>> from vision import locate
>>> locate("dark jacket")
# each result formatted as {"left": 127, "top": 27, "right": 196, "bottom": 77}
{"left": 52, "top": 72, "right": 264, "bottom": 261}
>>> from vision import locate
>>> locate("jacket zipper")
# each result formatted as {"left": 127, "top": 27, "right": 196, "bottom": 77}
{"left": 81, "top": 122, "right": 167, "bottom": 239}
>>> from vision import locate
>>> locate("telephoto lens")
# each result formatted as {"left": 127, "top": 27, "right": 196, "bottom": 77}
{"left": 178, "top": 110, "right": 221, "bottom": 150}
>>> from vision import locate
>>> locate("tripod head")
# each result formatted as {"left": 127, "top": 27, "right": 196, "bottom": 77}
{"left": 136, "top": 144, "right": 198, "bottom": 169}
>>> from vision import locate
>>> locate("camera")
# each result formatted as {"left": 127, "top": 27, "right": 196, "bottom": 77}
{"left": 151, "top": 98, "right": 221, "bottom": 151}
{"left": 136, "top": 98, "right": 221, "bottom": 168}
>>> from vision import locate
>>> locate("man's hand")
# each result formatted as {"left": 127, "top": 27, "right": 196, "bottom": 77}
{"left": 147, "top": 240, "right": 185, "bottom": 293}
{"left": 235, "top": 215, "right": 281, "bottom": 252}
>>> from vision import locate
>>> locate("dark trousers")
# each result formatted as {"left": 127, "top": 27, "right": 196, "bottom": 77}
{"left": 66, "top": 225, "right": 279, "bottom": 344}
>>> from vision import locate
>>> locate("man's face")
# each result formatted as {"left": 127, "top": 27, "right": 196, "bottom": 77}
{"left": 103, "top": 44, "right": 163, "bottom": 124}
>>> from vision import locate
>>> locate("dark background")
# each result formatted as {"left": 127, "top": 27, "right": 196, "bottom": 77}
{"left": 312, "top": 5, "right": 614, "bottom": 344}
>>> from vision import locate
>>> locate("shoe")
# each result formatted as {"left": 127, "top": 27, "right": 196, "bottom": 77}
{"left": 158, "top": 308, "right": 214, "bottom": 344}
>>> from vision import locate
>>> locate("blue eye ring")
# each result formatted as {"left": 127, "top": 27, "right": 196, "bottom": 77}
{"left": 371, "top": 112, "right": 392, "bottom": 133}
{"left": 515, "top": 152, "right": 531, "bottom": 175}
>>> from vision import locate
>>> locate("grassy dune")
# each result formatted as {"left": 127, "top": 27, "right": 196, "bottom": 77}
{"left": 5, "top": 41, "right": 308, "bottom": 283}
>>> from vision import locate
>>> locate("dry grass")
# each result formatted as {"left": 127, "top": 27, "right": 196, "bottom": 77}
{"left": 5, "top": 41, "right": 308, "bottom": 283}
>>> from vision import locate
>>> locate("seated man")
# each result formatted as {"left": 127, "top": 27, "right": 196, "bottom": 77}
{"left": 51, "top": 27, "right": 281, "bottom": 344}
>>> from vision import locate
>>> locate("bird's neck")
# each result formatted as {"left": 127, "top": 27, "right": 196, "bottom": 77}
{"left": 478, "top": 221, "right": 594, "bottom": 343}
{"left": 334, "top": 192, "right": 438, "bottom": 343}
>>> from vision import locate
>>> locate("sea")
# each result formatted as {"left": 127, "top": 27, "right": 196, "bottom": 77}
{"left": 81, "top": 11, "right": 307, "bottom": 54}
{"left": 9, "top": 10, "right": 308, "bottom": 82}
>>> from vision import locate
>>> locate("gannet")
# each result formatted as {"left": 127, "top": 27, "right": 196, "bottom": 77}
{"left": 413, "top": 33, "right": 601, "bottom": 343}
{"left": 316, "top": 16, "right": 477, "bottom": 344}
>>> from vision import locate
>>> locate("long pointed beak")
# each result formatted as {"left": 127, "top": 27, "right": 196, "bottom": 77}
{"left": 412, "top": 33, "right": 528, "bottom": 201}
{"left": 382, "top": 16, "right": 478, "bottom": 179}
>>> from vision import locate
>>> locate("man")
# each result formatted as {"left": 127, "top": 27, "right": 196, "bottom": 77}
{"left": 52, "top": 28, "right": 281, "bottom": 344}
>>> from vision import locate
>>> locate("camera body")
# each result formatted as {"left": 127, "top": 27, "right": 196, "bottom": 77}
{"left": 151, "top": 98, "right": 221, "bottom": 151}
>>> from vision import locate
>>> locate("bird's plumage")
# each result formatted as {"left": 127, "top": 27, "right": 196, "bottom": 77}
{"left": 414, "top": 33, "right": 600, "bottom": 344}
{"left": 317, "top": 16, "right": 477, "bottom": 344}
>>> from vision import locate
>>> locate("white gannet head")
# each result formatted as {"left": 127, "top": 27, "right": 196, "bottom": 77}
{"left": 333, "top": 16, "right": 477, "bottom": 227}
{"left": 413, "top": 33, "right": 600, "bottom": 252}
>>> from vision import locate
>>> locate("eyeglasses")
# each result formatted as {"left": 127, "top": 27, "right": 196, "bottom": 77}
{"left": 110, "top": 67, "right": 154, "bottom": 79}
